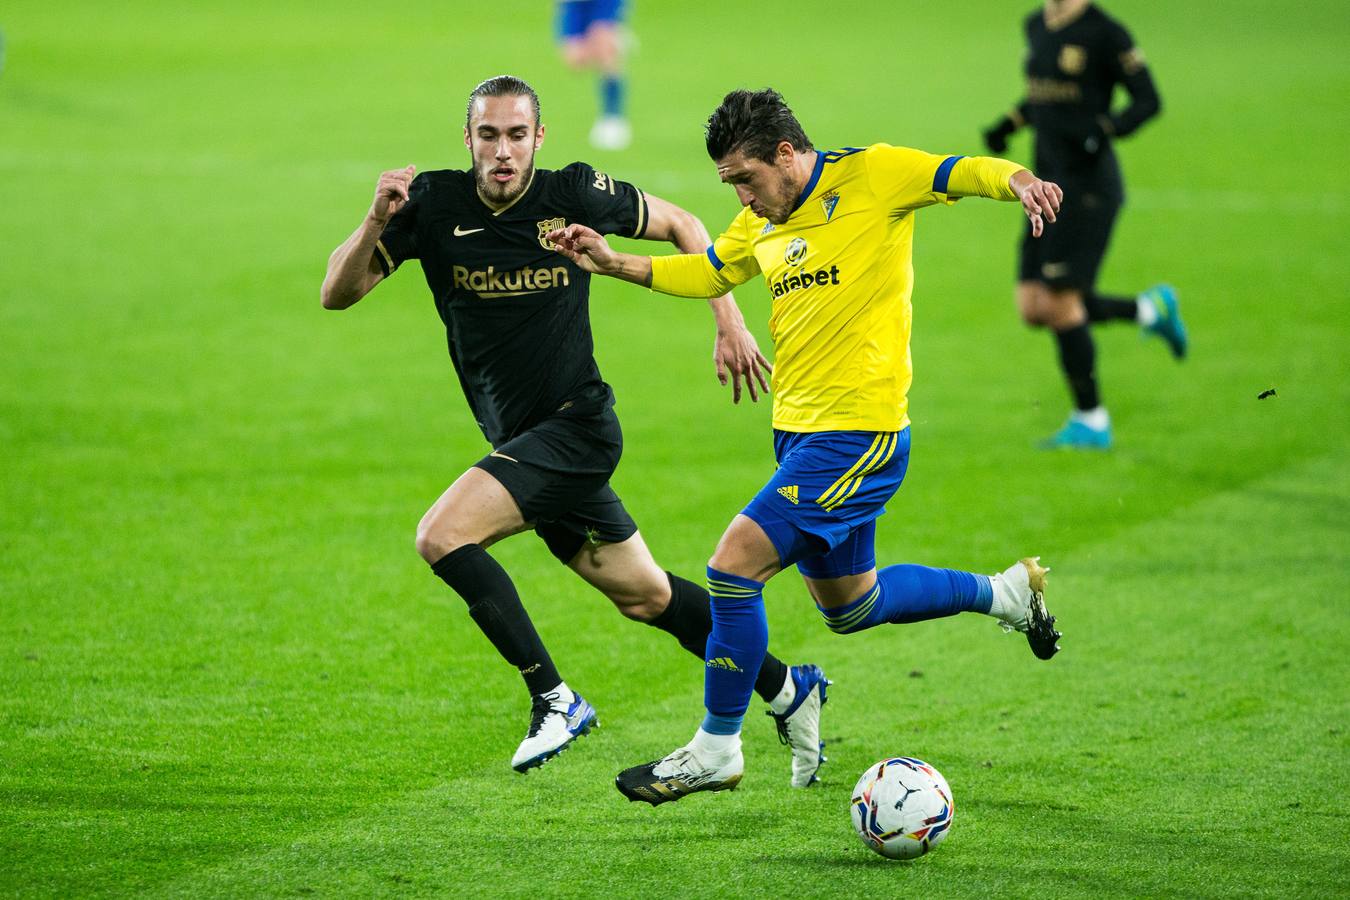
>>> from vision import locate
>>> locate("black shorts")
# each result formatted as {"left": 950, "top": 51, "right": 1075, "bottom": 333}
{"left": 1019, "top": 184, "right": 1121, "bottom": 291}
{"left": 475, "top": 407, "right": 638, "bottom": 563}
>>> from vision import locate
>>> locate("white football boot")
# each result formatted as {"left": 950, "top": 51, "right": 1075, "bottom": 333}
{"left": 511, "top": 689, "right": 597, "bottom": 773}
{"left": 615, "top": 740, "right": 744, "bottom": 805}
{"left": 767, "top": 664, "right": 831, "bottom": 787}
{"left": 991, "top": 557, "right": 1061, "bottom": 659}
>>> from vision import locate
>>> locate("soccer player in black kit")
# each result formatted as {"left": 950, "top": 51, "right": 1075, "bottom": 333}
{"left": 320, "top": 76, "right": 832, "bottom": 783}
{"left": 982, "top": 0, "right": 1189, "bottom": 449}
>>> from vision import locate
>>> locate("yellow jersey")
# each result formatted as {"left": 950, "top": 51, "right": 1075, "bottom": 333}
{"left": 651, "top": 144, "right": 1021, "bottom": 433}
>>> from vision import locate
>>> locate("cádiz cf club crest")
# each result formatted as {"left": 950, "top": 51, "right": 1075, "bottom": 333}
{"left": 537, "top": 217, "right": 567, "bottom": 249}
{"left": 820, "top": 190, "right": 840, "bottom": 222}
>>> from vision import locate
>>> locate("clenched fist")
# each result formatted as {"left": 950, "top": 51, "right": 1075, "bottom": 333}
{"left": 371, "top": 165, "right": 416, "bottom": 225}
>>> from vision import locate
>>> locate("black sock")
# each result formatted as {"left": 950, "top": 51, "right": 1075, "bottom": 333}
{"left": 1054, "top": 323, "right": 1100, "bottom": 410}
{"left": 431, "top": 544, "right": 561, "bottom": 696}
{"left": 651, "top": 572, "right": 789, "bottom": 704}
{"left": 1086, "top": 291, "right": 1138, "bottom": 323}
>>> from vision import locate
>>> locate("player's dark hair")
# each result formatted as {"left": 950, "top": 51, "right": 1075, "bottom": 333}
{"left": 465, "top": 75, "right": 542, "bottom": 127}
{"left": 705, "top": 88, "right": 813, "bottom": 163}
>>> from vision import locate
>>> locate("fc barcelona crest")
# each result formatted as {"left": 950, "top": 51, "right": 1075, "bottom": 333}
{"left": 1058, "top": 44, "right": 1087, "bottom": 75}
{"left": 537, "top": 216, "right": 567, "bottom": 249}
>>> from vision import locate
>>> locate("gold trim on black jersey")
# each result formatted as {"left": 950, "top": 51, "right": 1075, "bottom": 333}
{"left": 632, "top": 190, "right": 648, "bottom": 239}
{"left": 374, "top": 239, "right": 395, "bottom": 275}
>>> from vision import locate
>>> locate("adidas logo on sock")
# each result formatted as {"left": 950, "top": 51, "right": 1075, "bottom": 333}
{"left": 706, "top": 656, "right": 743, "bottom": 672}
{"left": 776, "top": 485, "right": 800, "bottom": 505}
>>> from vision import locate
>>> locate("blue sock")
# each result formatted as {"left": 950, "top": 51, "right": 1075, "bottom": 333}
{"left": 701, "top": 567, "right": 768, "bottom": 735}
{"left": 818, "top": 565, "right": 992, "bottom": 634}
{"left": 600, "top": 74, "right": 624, "bottom": 117}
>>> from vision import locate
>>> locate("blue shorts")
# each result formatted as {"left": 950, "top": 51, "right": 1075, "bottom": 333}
{"left": 742, "top": 428, "right": 911, "bottom": 580}
{"left": 556, "top": 0, "right": 626, "bottom": 41}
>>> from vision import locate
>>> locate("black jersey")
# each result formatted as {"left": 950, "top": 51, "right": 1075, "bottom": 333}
{"left": 1020, "top": 4, "right": 1160, "bottom": 188}
{"left": 374, "top": 162, "right": 649, "bottom": 447}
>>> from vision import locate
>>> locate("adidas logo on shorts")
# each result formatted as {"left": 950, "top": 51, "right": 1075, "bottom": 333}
{"left": 777, "top": 485, "right": 800, "bottom": 505}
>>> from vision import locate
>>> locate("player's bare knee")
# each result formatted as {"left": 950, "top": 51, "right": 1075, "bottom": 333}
{"left": 1016, "top": 283, "right": 1051, "bottom": 327}
{"left": 708, "top": 548, "right": 763, "bottom": 581}
{"left": 608, "top": 571, "right": 670, "bottom": 621}
{"left": 1019, "top": 305, "right": 1052, "bottom": 327}
{"left": 562, "top": 43, "right": 591, "bottom": 70}
{"left": 589, "top": 27, "right": 621, "bottom": 70}
{"left": 708, "top": 519, "right": 780, "bottom": 582}
{"left": 1045, "top": 288, "right": 1088, "bottom": 329}
{"left": 613, "top": 591, "right": 665, "bottom": 622}
{"left": 1049, "top": 308, "right": 1085, "bottom": 330}
{"left": 415, "top": 518, "right": 468, "bottom": 564}
{"left": 707, "top": 548, "right": 736, "bottom": 576}
{"left": 413, "top": 525, "right": 445, "bottom": 563}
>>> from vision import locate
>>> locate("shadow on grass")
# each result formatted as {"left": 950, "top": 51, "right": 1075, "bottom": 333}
{"left": 750, "top": 850, "right": 922, "bottom": 869}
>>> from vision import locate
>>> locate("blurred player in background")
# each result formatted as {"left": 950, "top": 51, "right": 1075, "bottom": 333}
{"left": 982, "top": 0, "right": 1186, "bottom": 449}
{"left": 320, "top": 76, "right": 829, "bottom": 785}
{"left": 557, "top": 0, "right": 632, "bottom": 150}
{"left": 551, "top": 88, "right": 1064, "bottom": 805}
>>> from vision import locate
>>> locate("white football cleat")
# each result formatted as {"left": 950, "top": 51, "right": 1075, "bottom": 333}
{"left": 615, "top": 741, "right": 744, "bottom": 805}
{"left": 991, "top": 557, "right": 1061, "bottom": 660}
{"left": 511, "top": 690, "right": 597, "bottom": 772}
{"left": 767, "top": 664, "right": 831, "bottom": 787}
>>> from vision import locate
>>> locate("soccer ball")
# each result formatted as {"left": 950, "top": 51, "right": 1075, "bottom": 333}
{"left": 850, "top": 757, "right": 954, "bottom": 860}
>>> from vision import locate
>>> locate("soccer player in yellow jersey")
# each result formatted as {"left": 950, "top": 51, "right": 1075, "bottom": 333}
{"left": 550, "top": 89, "right": 1065, "bottom": 804}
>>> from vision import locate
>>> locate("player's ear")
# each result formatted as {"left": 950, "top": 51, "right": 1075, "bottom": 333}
{"left": 463, "top": 126, "right": 471, "bottom": 150}
{"left": 535, "top": 123, "right": 546, "bottom": 150}
{"left": 776, "top": 140, "right": 795, "bottom": 167}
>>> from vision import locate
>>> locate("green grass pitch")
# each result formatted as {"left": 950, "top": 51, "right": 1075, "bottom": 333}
{"left": 2, "top": 0, "right": 1348, "bottom": 896}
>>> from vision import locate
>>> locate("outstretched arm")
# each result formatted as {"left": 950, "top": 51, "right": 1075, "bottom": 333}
{"left": 638, "top": 193, "right": 770, "bottom": 402}
{"left": 548, "top": 225, "right": 744, "bottom": 299}
{"left": 1008, "top": 168, "right": 1063, "bottom": 237}
{"left": 549, "top": 224, "right": 653, "bottom": 284}
{"left": 945, "top": 156, "right": 1063, "bottom": 237}
{"left": 320, "top": 165, "right": 415, "bottom": 309}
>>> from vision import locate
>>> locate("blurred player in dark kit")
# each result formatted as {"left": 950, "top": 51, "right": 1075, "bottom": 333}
{"left": 983, "top": 0, "right": 1187, "bottom": 449}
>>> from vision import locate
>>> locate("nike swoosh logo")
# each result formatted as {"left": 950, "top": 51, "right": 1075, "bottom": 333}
{"left": 489, "top": 451, "right": 519, "bottom": 463}
{"left": 453, "top": 225, "right": 485, "bottom": 237}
